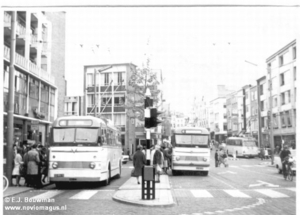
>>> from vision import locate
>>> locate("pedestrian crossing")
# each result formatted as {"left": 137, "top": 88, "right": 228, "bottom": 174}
{"left": 173, "top": 187, "right": 296, "bottom": 199}
{"left": 21, "top": 187, "right": 296, "bottom": 201}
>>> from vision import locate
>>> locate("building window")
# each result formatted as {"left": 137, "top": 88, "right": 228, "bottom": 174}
{"left": 87, "top": 74, "right": 93, "bottom": 86}
{"left": 260, "top": 85, "right": 264, "bottom": 95}
{"left": 293, "top": 47, "right": 296, "bottom": 59}
{"left": 286, "top": 90, "right": 291, "bottom": 104}
{"left": 280, "top": 73, "right": 285, "bottom": 86}
{"left": 102, "top": 97, "right": 112, "bottom": 106}
{"left": 281, "top": 92, "right": 285, "bottom": 105}
{"left": 279, "top": 55, "right": 284, "bottom": 67}
{"left": 223, "top": 124, "right": 227, "bottom": 131}
{"left": 294, "top": 67, "right": 296, "bottom": 80}
{"left": 117, "top": 72, "right": 123, "bottom": 85}
{"left": 29, "top": 77, "right": 39, "bottom": 115}
{"left": 87, "top": 95, "right": 94, "bottom": 107}
{"left": 286, "top": 110, "right": 292, "bottom": 127}
{"left": 273, "top": 114, "right": 278, "bottom": 129}
{"left": 261, "top": 117, "right": 265, "bottom": 128}
{"left": 260, "top": 101, "right": 264, "bottom": 111}
{"left": 114, "top": 96, "right": 125, "bottom": 106}
{"left": 280, "top": 112, "right": 286, "bottom": 128}
{"left": 40, "top": 83, "right": 49, "bottom": 120}
{"left": 104, "top": 73, "right": 110, "bottom": 86}
{"left": 14, "top": 71, "right": 27, "bottom": 115}
{"left": 50, "top": 87, "right": 55, "bottom": 121}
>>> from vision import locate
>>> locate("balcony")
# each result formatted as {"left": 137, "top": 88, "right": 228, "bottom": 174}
{"left": 4, "top": 45, "right": 55, "bottom": 85}
{"left": 4, "top": 12, "right": 11, "bottom": 27}
{"left": 4, "top": 12, "right": 26, "bottom": 37}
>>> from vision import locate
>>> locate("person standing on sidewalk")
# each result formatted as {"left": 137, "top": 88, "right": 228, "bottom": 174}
{"left": 132, "top": 145, "right": 146, "bottom": 184}
{"left": 214, "top": 149, "right": 219, "bottom": 167}
{"left": 24, "top": 144, "right": 40, "bottom": 188}
{"left": 280, "top": 145, "right": 291, "bottom": 180}
{"left": 153, "top": 145, "right": 164, "bottom": 183}
{"left": 12, "top": 148, "right": 24, "bottom": 186}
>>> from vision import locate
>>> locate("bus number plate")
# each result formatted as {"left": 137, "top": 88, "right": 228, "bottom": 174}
{"left": 54, "top": 174, "right": 64, "bottom": 177}
{"left": 196, "top": 167, "right": 203, "bottom": 170}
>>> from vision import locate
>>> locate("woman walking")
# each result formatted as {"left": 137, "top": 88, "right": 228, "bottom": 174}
{"left": 132, "top": 145, "right": 146, "bottom": 184}
{"left": 12, "top": 148, "right": 24, "bottom": 186}
{"left": 153, "top": 145, "right": 164, "bottom": 183}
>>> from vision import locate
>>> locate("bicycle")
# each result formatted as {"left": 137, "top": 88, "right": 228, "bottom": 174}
{"left": 3, "top": 175, "right": 9, "bottom": 192}
{"left": 283, "top": 156, "right": 295, "bottom": 181}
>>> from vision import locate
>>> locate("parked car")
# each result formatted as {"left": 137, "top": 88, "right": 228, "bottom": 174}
{"left": 122, "top": 152, "right": 129, "bottom": 164}
{"left": 274, "top": 149, "right": 296, "bottom": 174}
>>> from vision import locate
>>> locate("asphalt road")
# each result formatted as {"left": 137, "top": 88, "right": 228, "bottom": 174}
{"left": 3, "top": 154, "right": 296, "bottom": 215}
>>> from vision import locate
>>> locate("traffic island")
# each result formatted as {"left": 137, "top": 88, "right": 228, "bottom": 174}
{"left": 112, "top": 175, "right": 175, "bottom": 207}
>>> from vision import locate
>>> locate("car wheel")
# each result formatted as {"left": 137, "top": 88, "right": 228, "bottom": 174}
{"left": 172, "top": 170, "right": 178, "bottom": 176}
{"left": 104, "top": 165, "right": 111, "bottom": 186}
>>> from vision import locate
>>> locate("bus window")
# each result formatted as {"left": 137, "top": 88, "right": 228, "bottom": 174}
{"left": 53, "top": 128, "right": 75, "bottom": 142}
{"left": 175, "top": 135, "right": 209, "bottom": 148}
{"left": 243, "top": 140, "right": 256, "bottom": 147}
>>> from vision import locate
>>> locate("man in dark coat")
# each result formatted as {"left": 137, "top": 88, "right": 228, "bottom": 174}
{"left": 132, "top": 145, "right": 146, "bottom": 184}
{"left": 280, "top": 145, "right": 291, "bottom": 179}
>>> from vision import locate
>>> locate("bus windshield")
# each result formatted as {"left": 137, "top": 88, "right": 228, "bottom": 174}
{"left": 175, "top": 135, "right": 209, "bottom": 148}
{"left": 243, "top": 141, "right": 257, "bottom": 147}
{"left": 52, "top": 128, "right": 99, "bottom": 146}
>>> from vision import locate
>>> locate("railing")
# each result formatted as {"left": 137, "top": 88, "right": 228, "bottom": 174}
{"left": 31, "top": 34, "right": 38, "bottom": 44}
{"left": 15, "top": 52, "right": 28, "bottom": 70}
{"left": 4, "top": 45, "right": 55, "bottom": 85}
{"left": 16, "top": 22, "right": 26, "bottom": 36}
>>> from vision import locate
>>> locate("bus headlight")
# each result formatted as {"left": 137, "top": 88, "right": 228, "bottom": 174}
{"left": 89, "top": 162, "right": 96, "bottom": 169}
{"left": 52, "top": 162, "right": 58, "bottom": 169}
{"left": 203, "top": 157, "right": 208, "bottom": 162}
{"left": 175, "top": 156, "right": 180, "bottom": 161}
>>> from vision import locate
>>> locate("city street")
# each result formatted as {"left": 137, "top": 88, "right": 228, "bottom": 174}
{"left": 4, "top": 153, "right": 296, "bottom": 215}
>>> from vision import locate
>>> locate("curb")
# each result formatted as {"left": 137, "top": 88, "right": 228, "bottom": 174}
{"left": 112, "top": 193, "right": 175, "bottom": 208}
{"left": 3, "top": 183, "right": 53, "bottom": 198}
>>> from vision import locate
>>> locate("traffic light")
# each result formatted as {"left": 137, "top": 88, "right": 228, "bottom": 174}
{"left": 145, "top": 108, "right": 162, "bottom": 128}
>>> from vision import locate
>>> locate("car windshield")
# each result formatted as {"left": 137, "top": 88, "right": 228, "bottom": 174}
{"left": 52, "top": 128, "right": 98, "bottom": 146}
{"left": 175, "top": 135, "right": 209, "bottom": 148}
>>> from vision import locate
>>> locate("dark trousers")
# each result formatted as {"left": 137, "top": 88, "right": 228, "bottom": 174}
{"left": 282, "top": 161, "right": 288, "bottom": 177}
{"left": 215, "top": 159, "right": 219, "bottom": 167}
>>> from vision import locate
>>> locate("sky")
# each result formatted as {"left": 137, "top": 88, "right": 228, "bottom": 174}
{"left": 63, "top": 6, "right": 299, "bottom": 114}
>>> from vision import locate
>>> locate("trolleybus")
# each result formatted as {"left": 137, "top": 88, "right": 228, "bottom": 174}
{"left": 49, "top": 116, "right": 122, "bottom": 188}
{"left": 171, "top": 127, "right": 211, "bottom": 176}
{"left": 225, "top": 137, "right": 258, "bottom": 158}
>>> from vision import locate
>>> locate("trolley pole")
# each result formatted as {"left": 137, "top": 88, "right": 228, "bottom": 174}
{"left": 7, "top": 11, "right": 17, "bottom": 185}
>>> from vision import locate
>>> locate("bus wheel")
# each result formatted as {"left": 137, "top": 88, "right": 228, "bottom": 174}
{"left": 116, "top": 162, "right": 121, "bottom": 179}
{"left": 172, "top": 170, "right": 178, "bottom": 176}
{"left": 202, "top": 171, "right": 209, "bottom": 176}
{"left": 104, "top": 165, "right": 111, "bottom": 186}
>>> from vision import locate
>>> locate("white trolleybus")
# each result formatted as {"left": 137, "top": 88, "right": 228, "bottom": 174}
{"left": 171, "top": 127, "right": 211, "bottom": 176}
{"left": 49, "top": 116, "right": 122, "bottom": 188}
{"left": 225, "top": 137, "right": 258, "bottom": 158}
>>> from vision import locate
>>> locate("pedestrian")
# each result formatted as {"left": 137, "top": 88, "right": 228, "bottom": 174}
{"left": 12, "top": 148, "right": 24, "bottom": 186}
{"left": 165, "top": 146, "right": 173, "bottom": 173}
{"left": 264, "top": 148, "right": 269, "bottom": 159}
{"left": 280, "top": 145, "right": 291, "bottom": 180}
{"left": 260, "top": 147, "right": 265, "bottom": 160}
{"left": 24, "top": 144, "right": 40, "bottom": 188}
{"left": 132, "top": 145, "right": 146, "bottom": 184}
{"left": 153, "top": 145, "right": 164, "bottom": 183}
{"left": 41, "top": 147, "right": 48, "bottom": 183}
{"left": 162, "top": 146, "right": 169, "bottom": 174}
{"left": 215, "top": 149, "right": 219, "bottom": 167}
{"left": 22, "top": 146, "right": 30, "bottom": 186}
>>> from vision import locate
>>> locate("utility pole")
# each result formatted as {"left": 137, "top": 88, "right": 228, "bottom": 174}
{"left": 7, "top": 11, "right": 17, "bottom": 185}
{"left": 268, "top": 66, "right": 275, "bottom": 165}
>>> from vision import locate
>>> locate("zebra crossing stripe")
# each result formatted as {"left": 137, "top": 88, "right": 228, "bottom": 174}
{"left": 190, "top": 190, "right": 213, "bottom": 198}
{"left": 241, "top": 165, "right": 252, "bottom": 167}
{"left": 286, "top": 188, "right": 296, "bottom": 192}
{"left": 30, "top": 190, "right": 64, "bottom": 200}
{"left": 70, "top": 190, "right": 98, "bottom": 200}
{"left": 224, "top": 190, "right": 251, "bottom": 198}
{"left": 255, "top": 189, "right": 289, "bottom": 198}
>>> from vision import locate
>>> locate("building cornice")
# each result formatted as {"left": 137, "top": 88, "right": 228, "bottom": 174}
{"left": 266, "top": 39, "right": 296, "bottom": 62}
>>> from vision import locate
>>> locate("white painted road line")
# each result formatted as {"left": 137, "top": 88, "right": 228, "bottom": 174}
{"left": 70, "top": 190, "right": 98, "bottom": 199}
{"left": 30, "top": 190, "right": 64, "bottom": 200}
{"left": 286, "top": 188, "right": 296, "bottom": 192}
{"left": 191, "top": 190, "right": 213, "bottom": 198}
{"left": 224, "top": 190, "right": 251, "bottom": 198}
{"left": 255, "top": 189, "right": 289, "bottom": 198}
{"left": 230, "top": 165, "right": 239, "bottom": 168}
{"left": 241, "top": 165, "right": 252, "bottom": 167}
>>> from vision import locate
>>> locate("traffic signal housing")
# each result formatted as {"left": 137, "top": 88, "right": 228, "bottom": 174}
{"left": 145, "top": 108, "right": 162, "bottom": 128}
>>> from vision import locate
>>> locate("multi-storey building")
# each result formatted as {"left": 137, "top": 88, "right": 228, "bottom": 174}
{"left": 64, "top": 96, "right": 83, "bottom": 116}
{"left": 170, "top": 112, "right": 186, "bottom": 128}
{"left": 209, "top": 97, "right": 227, "bottom": 142}
{"left": 258, "top": 40, "right": 297, "bottom": 149}
{"left": 226, "top": 89, "right": 245, "bottom": 137}
{"left": 3, "top": 11, "right": 65, "bottom": 175}
{"left": 249, "top": 86, "right": 259, "bottom": 140}
{"left": 83, "top": 63, "right": 136, "bottom": 154}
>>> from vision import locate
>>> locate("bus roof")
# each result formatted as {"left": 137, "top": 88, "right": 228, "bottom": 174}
{"left": 227, "top": 137, "right": 256, "bottom": 141}
{"left": 52, "top": 116, "right": 108, "bottom": 128}
{"left": 172, "top": 127, "right": 210, "bottom": 134}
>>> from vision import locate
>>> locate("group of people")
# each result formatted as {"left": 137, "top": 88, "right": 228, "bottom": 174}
{"left": 132, "top": 140, "right": 173, "bottom": 184}
{"left": 214, "top": 143, "right": 229, "bottom": 168}
{"left": 12, "top": 142, "right": 49, "bottom": 188}
{"left": 259, "top": 147, "right": 270, "bottom": 160}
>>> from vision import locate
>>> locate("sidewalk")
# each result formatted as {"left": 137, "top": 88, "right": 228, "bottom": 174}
{"left": 3, "top": 177, "right": 51, "bottom": 198}
{"left": 113, "top": 174, "right": 175, "bottom": 207}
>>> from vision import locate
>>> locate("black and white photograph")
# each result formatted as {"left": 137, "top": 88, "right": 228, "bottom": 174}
{"left": 1, "top": 1, "right": 299, "bottom": 215}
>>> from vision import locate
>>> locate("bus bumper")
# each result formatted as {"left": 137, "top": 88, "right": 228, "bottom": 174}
{"left": 49, "top": 169, "right": 105, "bottom": 182}
{"left": 172, "top": 163, "right": 210, "bottom": 171}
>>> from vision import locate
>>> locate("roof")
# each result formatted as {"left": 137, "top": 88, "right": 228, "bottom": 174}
{"left": 172, "top": 127, "right": 209, "bottom": 134}
{"left": 266, "top": 39, "right": 296, "bottom": 62}
{"left": 52, "top": 115, "right": 107, "bottom": 127}
{"left": 84, "top": 63, "right": 137, "bottom": 69}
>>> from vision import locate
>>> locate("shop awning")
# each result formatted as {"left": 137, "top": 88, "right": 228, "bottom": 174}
{"left": 3, "top": 112, "right": 52, "bottom": 124}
